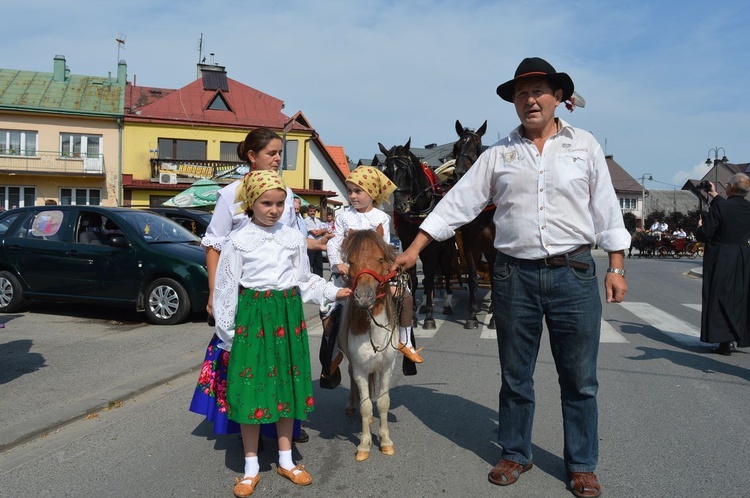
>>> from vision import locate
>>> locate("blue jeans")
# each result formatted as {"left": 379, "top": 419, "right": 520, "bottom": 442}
{"left": 492, "top": 249, "right": 601, "bottom": 473}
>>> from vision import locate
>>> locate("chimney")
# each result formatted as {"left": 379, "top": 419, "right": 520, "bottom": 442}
{"left": 53, "top": 55, "right": 66, "bottom": 82}
{"left": 117, "top": 59, "right": 127, "bottom": 84}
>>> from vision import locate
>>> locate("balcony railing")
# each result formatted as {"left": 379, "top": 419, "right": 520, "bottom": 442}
{"left": 0, "top": 151, "right": 105, "bottom": 175}
{"left": 150, "top": 158, "right": 249, "bottom": 180}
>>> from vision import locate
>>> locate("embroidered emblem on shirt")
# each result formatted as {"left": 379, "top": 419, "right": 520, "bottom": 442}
{"left": 503, "top": 150, "right": 517, "bottom": 162}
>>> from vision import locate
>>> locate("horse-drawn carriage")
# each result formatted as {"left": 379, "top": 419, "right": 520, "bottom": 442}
{"left": 656, "top": 237, "right": 702, "bottom": 259}
{"left": 630, "top": 231, "right": 703, "bottom": 259}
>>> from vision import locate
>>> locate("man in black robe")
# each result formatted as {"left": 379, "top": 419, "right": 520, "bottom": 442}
{"left": 696, "top": 173, "right": 750, "bottom": 354}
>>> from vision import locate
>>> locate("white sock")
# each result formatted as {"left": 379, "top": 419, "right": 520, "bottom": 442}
{"left": 278, "top": 449, "right": 295, "bottom": 471}
{"left": 244, "top": 456, "right": 259, "bottom": 478}
{"left": 399, "top": 326, "right": 413, "bottom": 347}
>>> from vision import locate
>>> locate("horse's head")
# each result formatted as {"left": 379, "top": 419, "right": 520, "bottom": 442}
{"left": 451, "top": 119, "right": 487, "bottom": 180}
{"left": 378, "top": 138, "right": 427, "bottom": 214}
{"left": 342, "top": 226, "right": 396, "bottom": 311}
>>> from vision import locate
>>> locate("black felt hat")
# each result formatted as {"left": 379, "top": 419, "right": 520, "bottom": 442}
{"left": 496, "top": 57, "right": 574, "bottom": 102}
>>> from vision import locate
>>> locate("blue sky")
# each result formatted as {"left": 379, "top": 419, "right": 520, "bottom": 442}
{"left": 4, "top": 0, "right": 750, "bottom": 189}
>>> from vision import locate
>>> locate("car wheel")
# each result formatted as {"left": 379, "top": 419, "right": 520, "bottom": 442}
{"left": 144, "top": 278, "right": 191, "bottom": 325}
{"left": 0, "top": 270, "right": 24, "bottom": 313}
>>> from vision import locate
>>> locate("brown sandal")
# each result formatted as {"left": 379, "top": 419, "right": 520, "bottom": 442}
{"left": 488, "top": 459, "right": 533, "bottom": 486}
{"left": 233, "top": 474, "right": 260, "bottom": 497}
{"left": 568, "top": 472, "right": 601, "bottom": 497}
{"left": 398, "top": 342, "right": 424, "bottom": 363}
{"left": 277, "top": 464, "right": 312, "bottom": 486}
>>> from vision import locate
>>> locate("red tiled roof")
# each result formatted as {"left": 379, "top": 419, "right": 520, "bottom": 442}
{"left": 124, "top": 77, "right": 309, "bottom": 130}
{"left": 325, "top": 145, "right": 351, "bottom": 177}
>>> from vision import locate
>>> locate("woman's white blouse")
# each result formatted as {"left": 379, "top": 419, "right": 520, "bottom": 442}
{"left": 212, "top": 222, "right": 340, "bottom": 350}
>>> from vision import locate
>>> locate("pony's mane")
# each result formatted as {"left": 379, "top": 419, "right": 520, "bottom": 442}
{"left": 341, "top": 229, "right": 396, "bottom": 267}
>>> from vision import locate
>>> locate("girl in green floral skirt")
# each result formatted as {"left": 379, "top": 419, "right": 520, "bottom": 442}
{"left": 212, "top": 170, "right": 350, "bottom": 497}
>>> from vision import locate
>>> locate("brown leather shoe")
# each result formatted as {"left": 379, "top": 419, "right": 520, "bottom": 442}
{"left": 568, "top": 472, "right": 601, "bottom": 497}
{"left": 398, "top": 342, "right": 424, "bottom": 363}
{"left": 488, "top": 459, "right": 533, "bottom": 486}
{"left": 233, "top": 474, "right": 260, "bottom": 497}
{"left": 277, "top": 464, "right": 312, "bottom": 486}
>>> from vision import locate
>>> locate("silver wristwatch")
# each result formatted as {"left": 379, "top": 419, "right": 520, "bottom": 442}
{"left": 606, "top": 268, "right": 626, "bottom": 277}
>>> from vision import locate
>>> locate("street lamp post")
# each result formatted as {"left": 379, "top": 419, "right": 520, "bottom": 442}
{"left": 705, "top": 147, "right": 728, "bottom": 187}
{"left": 639, "top": 173, "right": 652, "bottom": 230}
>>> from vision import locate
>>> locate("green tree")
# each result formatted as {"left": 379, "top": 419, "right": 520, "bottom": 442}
{"left": 622, "top": 212, "right": 638, "bottom": 233}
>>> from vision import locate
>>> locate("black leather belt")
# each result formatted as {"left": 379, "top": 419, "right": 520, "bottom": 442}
{"left": 513, "top": 245, "right": 591, "bottom": 271}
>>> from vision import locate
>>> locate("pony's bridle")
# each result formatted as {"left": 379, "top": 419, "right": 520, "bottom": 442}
{"left": 350, "top": 266, "right": 410, "bottom": 351}
{"left": 350, "top": 267, "right": 398, "bottom": 300}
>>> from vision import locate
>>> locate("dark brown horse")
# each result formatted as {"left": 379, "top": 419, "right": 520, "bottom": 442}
{"left": 451, "top": 120, "right": 496, "bottom": 329}
{"left": 629, "top": 230, "right": 658, "bottom": 258}
{"left": 379, "top": 139, "right": 456, "bottom": 330}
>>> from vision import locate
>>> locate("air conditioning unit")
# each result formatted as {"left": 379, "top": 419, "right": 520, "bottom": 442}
{"left": 159, "top": 172, "right": 178, "bottom": 185}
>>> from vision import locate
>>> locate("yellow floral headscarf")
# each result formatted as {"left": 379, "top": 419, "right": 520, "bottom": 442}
{"left": 235, "top": 170, "right": 287, "bottom": 214}
{"left": 346, "top": 167, "right": 396, "bottom": 206}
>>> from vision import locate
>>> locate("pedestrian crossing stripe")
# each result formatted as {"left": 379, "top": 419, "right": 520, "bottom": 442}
{"left": 618, "top": 302, "right": 701, "bottom": 345}
{"left": 306, "top": 302, "right": 703, "bottom": 346}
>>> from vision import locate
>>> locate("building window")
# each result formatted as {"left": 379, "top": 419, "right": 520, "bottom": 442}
{"left": 60, "top": 188, "right": 101, "bottom": 206}
{"left": 309, "top": 179, "right": 323, "bottom": 191}
{"left": 157, "top": 138, "right": 207, "bottom": 160}
{"left": 0, "top": 129, "right": 38, "bottom": 156}
{"left": 620, "top": 198, "right": 637, "bottom": 211}
{"left": 60, "top": 133, "right": 101, "bottom": 158}
{"left": 0, "top": 185, "right": 36, "bottom": 209}
{"left": 207, "top": 93, "right": 231, "bottom": 111}
{"left": 283, "top": 139, "right": 298, "bottom": 171}
{"left": 220, "top": 142, "right": 239, "bottom": 162}
{"left": 150, "top": 195, "right": 172, "bottom": 206}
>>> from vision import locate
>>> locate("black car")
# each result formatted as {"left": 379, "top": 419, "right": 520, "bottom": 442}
{"left": 0, "top": 206, "right": 209, "bottom": 325}
{"left": 145, "top": 207, "right": 213, "bottom": 238}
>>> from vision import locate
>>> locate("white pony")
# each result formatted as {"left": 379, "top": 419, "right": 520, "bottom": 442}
{"left": 337, "top": 227, "right": 405, "bottom": 461}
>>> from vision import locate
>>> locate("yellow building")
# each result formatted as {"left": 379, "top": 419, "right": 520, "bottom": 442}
{"left": 122, "top": 63, "right": 347, "bottom": 210}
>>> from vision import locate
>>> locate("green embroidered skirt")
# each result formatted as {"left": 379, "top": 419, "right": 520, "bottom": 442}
{"left": 226, "top": 287, "right": 314, "bottom": 424}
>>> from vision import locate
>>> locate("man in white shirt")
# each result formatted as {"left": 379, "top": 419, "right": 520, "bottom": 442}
{"left": 392, "top": 57, "right": 629, "bottom": 498}
{"left": 304, "top": 205, "right": 327, "bottom": 277}
{"left": 292, "top": 197, "right": 308, "bottom": 237}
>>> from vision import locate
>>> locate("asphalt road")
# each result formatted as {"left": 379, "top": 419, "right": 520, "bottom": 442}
{"left": 1, "top": 252, "right": 749, "bottom": 497}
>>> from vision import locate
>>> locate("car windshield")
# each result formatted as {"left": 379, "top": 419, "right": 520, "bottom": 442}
{"left": 117, "top": 210, "right": 200, "bottom": 243}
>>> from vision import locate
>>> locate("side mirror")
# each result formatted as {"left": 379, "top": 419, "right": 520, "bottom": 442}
{"left": 108, "top": 236, "right": 130, "bottom": 248}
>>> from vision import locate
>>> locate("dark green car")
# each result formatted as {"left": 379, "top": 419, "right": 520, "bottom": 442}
{"left": 0, "top": 206, "right": 209, "bottom": 325}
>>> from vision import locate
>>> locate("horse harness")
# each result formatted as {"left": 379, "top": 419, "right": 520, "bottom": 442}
{"left": 350, "top": 266, "right": 411, "bottom": 353}
{"left": 387, "top": 155, "right": 442, "bottom": 218}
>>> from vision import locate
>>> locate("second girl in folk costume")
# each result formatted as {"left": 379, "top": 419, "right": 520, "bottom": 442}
{"left": 320, "top": 166, "right": 423, "bottom": 387}
{"left": 214, "top": 170, "right": 350, "bottom": 497}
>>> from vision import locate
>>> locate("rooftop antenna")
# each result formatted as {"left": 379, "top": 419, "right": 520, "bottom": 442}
{"left": 198, "top": 33, "right": 204, "bottom": 64}
{"left": 115, "top": 33, "right": 127, "bottom": 63}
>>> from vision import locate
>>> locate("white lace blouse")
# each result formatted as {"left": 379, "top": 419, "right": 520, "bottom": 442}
{"left": 213, "top": 222, "right": 340, "bottom": 350}
{"left": 326, "top": 207, "right": 391, "bottom": 267}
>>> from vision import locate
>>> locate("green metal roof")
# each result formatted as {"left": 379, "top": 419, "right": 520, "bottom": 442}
{"left": 0, "top": 65, "right": 124, "bottom": 116}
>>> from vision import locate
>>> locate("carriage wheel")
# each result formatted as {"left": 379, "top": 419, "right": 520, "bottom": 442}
{"left": 658, "top": 246, "right": 670, "bottom": 258}
{"left": 672, "top": 250, "right": 681, "bottom": 259}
